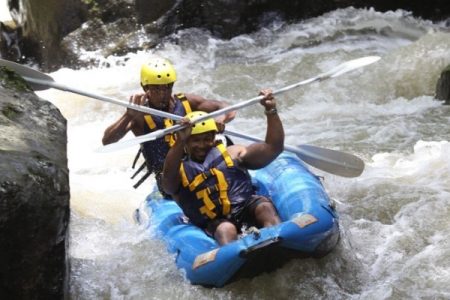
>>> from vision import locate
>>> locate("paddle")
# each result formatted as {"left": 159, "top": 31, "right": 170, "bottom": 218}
{"left": 0, "top": 57, "right": 369, "bottom": 177}
{"left": 99, "top": 56, "right": 380, "bottom": 149}
{"left": 0, "top": 58, "right": 183, "bottom": 118}
{"left": 224, "top": 131, "right": 364, "bottom": 177}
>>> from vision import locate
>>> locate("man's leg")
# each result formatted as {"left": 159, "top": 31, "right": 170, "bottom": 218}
{"left": 253, "top": 198, "right": 281, "bottom": 227}
{"left": 214, "top": 221, "right": 238, "bottom": 245}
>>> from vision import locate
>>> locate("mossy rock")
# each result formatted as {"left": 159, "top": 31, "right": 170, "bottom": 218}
{"left": 0, "top": 66, "right": 31, "bottom": 92}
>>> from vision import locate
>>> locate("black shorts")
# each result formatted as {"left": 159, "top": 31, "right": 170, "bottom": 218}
{"left": 205, "top": 195, "right": 272, "bottom": 235}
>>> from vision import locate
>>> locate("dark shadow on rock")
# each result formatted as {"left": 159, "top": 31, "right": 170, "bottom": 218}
{"left": 436, "top": 65, "right": 450, "bottom": 105}
{"left": 0, "top": 66, "right": 70, "bottom": 299}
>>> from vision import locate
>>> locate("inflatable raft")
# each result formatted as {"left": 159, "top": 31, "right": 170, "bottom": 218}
{"left": 136, "top": 152, "right": 340, "bottom": 287}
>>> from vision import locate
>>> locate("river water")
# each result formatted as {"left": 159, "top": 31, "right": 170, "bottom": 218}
{"left": 34, "top": 7, "right": 450, "bottom": 300}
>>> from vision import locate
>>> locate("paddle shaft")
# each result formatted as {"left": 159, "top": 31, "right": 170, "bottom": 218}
{"left": 25, "top": 71, "right": 327, "bottom": 141}
{"left": 0, "top": 57, "right": 371, "bottom": 177}
{"left": 1, "top": 56, "right": 380, "bottom": 142}
{"left": 22, "top": 77, "right": 184, "bottom": 120}
{"left": 136, "top": 77, "right": 326, "bottom": 141}
{"left": 68, "top": 85, "right": 364, "bottom": 178}
{"left": 130, "top": 56, "right": 381, "bottom": 141}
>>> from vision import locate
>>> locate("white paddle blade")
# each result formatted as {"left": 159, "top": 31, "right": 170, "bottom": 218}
{"left": 226, "top": 130, "right": 365, "bottom": 177}
{"left": 96, "top": 132, "right": 160, "bottom": 153}
{"left": 0, "top": 58, "right": 54, "bottom": 90}
{"left": 329, "top": 56, "right": 381, "bottom": 78}
{"left": 294, "top": 144, "right": 365, "bottom": 177}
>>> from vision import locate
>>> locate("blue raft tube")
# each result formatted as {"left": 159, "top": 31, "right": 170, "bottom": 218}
{"left": 135, "top": 152, "right": 340, "bottom": 287}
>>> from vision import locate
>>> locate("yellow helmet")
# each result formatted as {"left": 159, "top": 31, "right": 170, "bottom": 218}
{"left": 140, "top": 58, "right": 177, "bottom": 86}
{"left": 185, "top": 111, "right": 218, "bottom": 135}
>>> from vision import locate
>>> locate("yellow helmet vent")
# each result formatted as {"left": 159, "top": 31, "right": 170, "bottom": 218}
{"left": 140, "top": 58, "right": 177, "bottom": 86}
{"left": 185, "top": 111, "right": 218, "bottom": 135}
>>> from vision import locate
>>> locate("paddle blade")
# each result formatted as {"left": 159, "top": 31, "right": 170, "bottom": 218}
{"left": 294, "top": 144, "right": 365, "bottom": 177}
{"left": 328, "top": 56, "right": 380, "bottom": 78}
{"left": 96, "top": 132, "right": 161, "bottom": 153}
{"left": 0, "top": 58, "right": 54, "bottom": 90}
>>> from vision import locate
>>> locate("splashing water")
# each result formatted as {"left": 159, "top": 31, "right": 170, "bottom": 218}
{"left": 35, "top": 7, "right": 450, "bottom": 299}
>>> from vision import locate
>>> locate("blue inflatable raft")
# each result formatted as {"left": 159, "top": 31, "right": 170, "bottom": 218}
{"left": 136, "top": 152, "right": 340, "bottom": 287}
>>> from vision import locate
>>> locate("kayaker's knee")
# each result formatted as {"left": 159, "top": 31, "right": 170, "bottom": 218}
{"left": 254, "top": 201, "right": 281, "bottom": 227}
{"left": 214, "top": 221, "right": 238, "bottom": 245}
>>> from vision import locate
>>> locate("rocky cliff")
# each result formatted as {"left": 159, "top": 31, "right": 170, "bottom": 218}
{"left": 0, "top": 67, "right": 70, "bottom": 299}
{"left": 2, "top": 0, "right": 450, "bottom": 70}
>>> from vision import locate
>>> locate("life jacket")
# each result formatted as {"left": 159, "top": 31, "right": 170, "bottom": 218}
{"left": 131, "top": 93, "right": 192, "bottom": 189}
{"left": 177, "top": 143, "right": 254, "bottom": 228}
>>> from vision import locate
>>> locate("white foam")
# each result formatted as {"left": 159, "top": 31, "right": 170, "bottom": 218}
{"left": 28, "top": 8, "right": 450, "bottom": 298}
{"left": 367, "top": 140, "right": 449, "bottom": 184}
{"left": 0, "top": 0, "right": 11, "bottom": 21}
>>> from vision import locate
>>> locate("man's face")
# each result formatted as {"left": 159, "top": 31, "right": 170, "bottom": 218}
{"left": 143, "top": 83, "right": 173, "bottom": 110}
{"left": 186, "top": 131, "right": 216, "bottom": 162}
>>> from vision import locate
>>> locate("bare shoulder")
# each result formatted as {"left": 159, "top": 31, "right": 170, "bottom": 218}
{"left": 184, "top": 93, "right": 206, "bottom": 107}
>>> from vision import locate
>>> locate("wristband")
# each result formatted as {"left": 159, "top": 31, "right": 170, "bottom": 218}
{"left": 264, "top": 108, "right": 278, "bottom": 115}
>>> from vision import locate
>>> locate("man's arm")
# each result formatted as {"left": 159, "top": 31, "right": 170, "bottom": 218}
{"left": 162, "top": 122, "right": 192, "bottom": 195}
{"left": 184, "top": 94, "right": 236, "bottom": 131}
{"left": 101, "top": 93, "right": 146, "bottom": 145}
{"left": 229, "top": 89, "right": 284, "bottom": 169}
{"left": 102, "top": 114, "right": 135, "bottom": 145}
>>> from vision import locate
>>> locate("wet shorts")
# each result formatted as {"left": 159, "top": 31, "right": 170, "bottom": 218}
{"left": 205, "top": 194, "right": 272, "bottom": 235}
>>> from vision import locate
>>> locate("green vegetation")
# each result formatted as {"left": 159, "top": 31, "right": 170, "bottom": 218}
{"left": 2, "top": 103, "right": 23, "bottom": 120}
{"left": 81, "top": 0, "right": 101, "bottom": 16}
{"left": 0, "top": 67, "right": 31, "bottom": 92}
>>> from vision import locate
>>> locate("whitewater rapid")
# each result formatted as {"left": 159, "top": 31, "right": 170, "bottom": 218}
{"left": 34, "top": 7, "right": 449, "bottom": 299}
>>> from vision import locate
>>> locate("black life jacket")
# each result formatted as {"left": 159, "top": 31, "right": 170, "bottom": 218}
{"left": 131, "top": 93, "right": 192, "bottom": 190}
{"left": 177, "top": 143, "right": 254, "bottom": 228}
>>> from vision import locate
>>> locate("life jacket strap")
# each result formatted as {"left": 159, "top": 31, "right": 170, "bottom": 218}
{"left": 180, "top": 161, "right": 232, "bottom": 217}
{"left": 133, "top": 171, "right": 151, "bottom": 189}
{"left": 175, "top": 93, "right": 192, "bottom": 114}
{"left": 164, "top": 118, "right": 176, "bottom": 146}
{"left": 133, "top": 93, "right": 192, "bottom": 190}
{"left": 132, "top": 148, "right": 142, "bottom": 169}
{"left": 144, "top": 115, "right": 157, "bottom": 129}
{"left": 216, "top": 143, "right": 234, "bottom": 167}
{"left": 131, "top": 162, "right": 147, "bottom": 179}
{"left": 131, "top": 148, "right": 152, "bottom": 189}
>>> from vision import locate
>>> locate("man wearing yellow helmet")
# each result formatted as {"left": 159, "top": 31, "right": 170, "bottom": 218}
{"left": 102, "top": 57, "right": 236, "bottom": 194}
{"left": 162, "top": 89, "right": 283, "bottom": 245}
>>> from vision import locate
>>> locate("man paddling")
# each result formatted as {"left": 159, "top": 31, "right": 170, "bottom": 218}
{"left": 102, "top": 57, "right": 236, "bottom": 195}
{"left": 162, "top": 89, "right": 282, "bottom": 245}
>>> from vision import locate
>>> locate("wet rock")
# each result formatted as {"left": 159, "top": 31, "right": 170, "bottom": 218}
{"left": 0, "top": 21, "right": 22, "bottom": 62}
{"left": 165, "top": 0, "right": 450, "bottom": 38}
{"left": 89, "top": 0, "right": 136, "bottom": 24}
{"left": 3, "top": 0, "right": 450, "bottom": 70}
{"left": 436, "top": 65, "right": 450, "bottom": 105}
{"left": 60, "top": 16, "right": 161, "bottom": 68}
{"left": 135, "top": 0, "right": 177, "bottom": 25}
{"left": 0, "top": 67, "right": 70, "bottom": 299}
{"left": 6, "top": 0, "right": 88, "bottom": 71}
